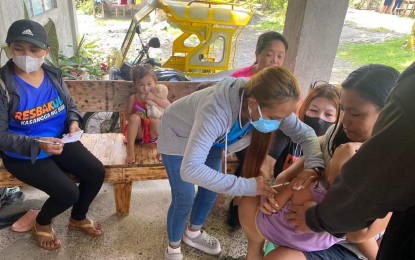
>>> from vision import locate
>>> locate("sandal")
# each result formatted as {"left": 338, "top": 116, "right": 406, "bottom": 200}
{"left": 68, "top": 219, "right": 104, "bottom": 237}
{"left": 32, "top": 223, "right": 61, "bottom": 250}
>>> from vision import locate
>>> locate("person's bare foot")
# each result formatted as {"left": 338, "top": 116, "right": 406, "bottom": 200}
{"left": 12, "top": 209, "right": 40, "bottom": 232}
{"left": 33, "top": 222, "right": 61, "bottom": 250}
{"left": 68, "top": 218, "right": 103, "bottom": 237}
{"left": 125, "top": 152, "right": 136, "bottom": 164}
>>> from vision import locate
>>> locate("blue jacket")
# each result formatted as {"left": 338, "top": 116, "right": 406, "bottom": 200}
{"left": 0, "top": 59, "right": 82, "bottom": 163}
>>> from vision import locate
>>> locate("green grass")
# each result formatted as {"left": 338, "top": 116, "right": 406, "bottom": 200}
{"left": 345, "top": 20, "right": 392, "bottom": 33}
{"left": 338, "top": 36, "right": 415, "bottom": 72}
{"left": 251, "top": 10, "right": 285, "bottom": 31}
{"left": 369, "top": 27, "right": 390, "bottom": 33}
{"left": 353, "top": 25, "right": 391, "bottom": 33}
{"left": 351, "top": 23, "right": 392, "bottom": 33}
{"left": 254, "top": 17, "right": 284, "bottom": 31}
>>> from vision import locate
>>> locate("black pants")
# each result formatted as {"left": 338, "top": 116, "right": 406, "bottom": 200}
{"left": 377, "top": 205, "right": 415, "bottom": 260}
{"left": 2, "top": 142, "right": 105, "bottom": 225}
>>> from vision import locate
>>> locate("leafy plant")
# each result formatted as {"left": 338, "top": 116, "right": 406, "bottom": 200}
{"left": 58, "top": 35, "right": 106, "bottom": 80}
{"left": 253, "top": 0, "right": 287, "bottom": 31}
{"left": 106, "top": 47, "right": 118, "bottom": 68}
{"left": 76, "top": 0, "right": 95, "bottom": 15}
{"left": 44, "top": 19, "right": 60, "bottom": 67}
{"left": 23, "top": 1, "right": 30, "bottom": 19}
{"left": 260, "top": 0, "right": 287, "bottom": 12}
{"left": 254, "top": 15, "right": 284, "bottom": 31}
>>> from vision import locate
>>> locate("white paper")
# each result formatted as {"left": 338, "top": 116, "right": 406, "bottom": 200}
{"left": 62, "top": 130, "right": 84, "bottom": 143}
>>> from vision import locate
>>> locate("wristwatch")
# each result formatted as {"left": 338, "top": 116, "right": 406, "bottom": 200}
{"left": 312, "top": 167, "right": 325, "bottom": 178}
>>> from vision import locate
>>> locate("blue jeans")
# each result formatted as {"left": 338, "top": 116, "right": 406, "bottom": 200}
{"left": 162, "top": 147, "right": 222, "bottom": 245}
{"left": 392, "top": 0, "right": 403, "bottom": 12}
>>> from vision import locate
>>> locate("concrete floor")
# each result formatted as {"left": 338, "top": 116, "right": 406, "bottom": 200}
{"left": 0, "top": 181, "right": 247, "bottom": 260}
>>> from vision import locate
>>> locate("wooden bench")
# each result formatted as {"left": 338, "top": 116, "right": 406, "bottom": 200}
{"left": 0, "top": 80, "right": 238, "bottom": 216}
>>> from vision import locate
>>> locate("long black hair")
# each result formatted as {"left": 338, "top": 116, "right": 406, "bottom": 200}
{"left": 328, "top": 64, "right": 400, "bottom": 157}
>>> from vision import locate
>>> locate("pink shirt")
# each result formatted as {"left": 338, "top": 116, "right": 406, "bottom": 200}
{"left": 231, "top": 64, "right": 255, "bottom": 78}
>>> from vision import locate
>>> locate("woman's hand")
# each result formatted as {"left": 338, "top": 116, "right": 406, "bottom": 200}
{"left": 259, "top": 195, "right": 280, "bottom": 215}
{"left": 286, "top": 201, "right": 317, "bottom": 232}
{"left": 255, "top": 175, "right": 276, "bottom": 198}
{"left": 38, "top": 138, "right": 64, "bottom": 155}
{"left": 292, "top": 168, "right": 321, "bottom": 190}
{"left": 69, "top": 121, "right": 81, "bottom": 135}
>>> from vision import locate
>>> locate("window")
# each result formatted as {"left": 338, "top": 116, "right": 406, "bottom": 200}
{"left": 24, "top": 0, "right": 57, "bottom": 17}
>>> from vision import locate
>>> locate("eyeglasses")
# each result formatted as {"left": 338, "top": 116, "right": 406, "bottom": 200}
{"left": 309, "top": 80, "right": 340, "bottom": 96}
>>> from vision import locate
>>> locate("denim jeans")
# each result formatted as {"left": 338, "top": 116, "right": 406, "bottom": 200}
{"left": 162, "top": 147, "right": 222, "bottom": 245}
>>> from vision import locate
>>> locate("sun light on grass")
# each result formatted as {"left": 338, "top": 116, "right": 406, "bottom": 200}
{"left": 338, "top": 36, "right": 415, "bottom": 72}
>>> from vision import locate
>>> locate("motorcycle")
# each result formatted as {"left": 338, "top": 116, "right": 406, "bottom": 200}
{"left": 83, "top": 25, "right": 190, "bottom": 134}
{"left": 119, "top": 25, "right": 190, "bottom": 82}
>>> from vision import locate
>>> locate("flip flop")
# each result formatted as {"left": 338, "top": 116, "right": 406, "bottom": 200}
{"left": 68, "top": 219, "right": 103, "bottom": 237}
{"left": 11, "top": 209, "right": 40, "bottom": 232}
{"left": 32, "top": 224, "right": 61, "bottom": 250}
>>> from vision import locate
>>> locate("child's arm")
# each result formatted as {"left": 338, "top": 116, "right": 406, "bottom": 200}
{"left": 326, "top": 142, "right": 362, "bottom": 185}
{"left": 274, "top": 156, "right": 305, "bottom": 184}
{"left": 147, "top": 92, "right": 170, "bottom": 109}
{"left": 354, "top": 239, "right": 378, "bottom": 260}
{"left": 272, "top": 180, "right": 314, "bottom": 212}
{"left": 272, "top": 182, "right": 295, "bottom": 212}
{"left": 346, "top": 212, "right": 392, "bottom": 243}
{"left": 125, "top": 95, "right": 137, "bottom": 118}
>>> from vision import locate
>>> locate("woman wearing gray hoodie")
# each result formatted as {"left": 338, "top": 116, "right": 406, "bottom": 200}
{"left": 158, "top": 66, "right": 325, "bottom": 260}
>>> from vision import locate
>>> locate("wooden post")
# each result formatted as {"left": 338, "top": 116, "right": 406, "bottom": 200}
{"left": 114, "top": 182, "right": 132, "bottom": 216}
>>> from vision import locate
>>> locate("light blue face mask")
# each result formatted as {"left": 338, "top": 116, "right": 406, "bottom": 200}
{"left": 248, "top": 104, "right": 281, "bottom": 133}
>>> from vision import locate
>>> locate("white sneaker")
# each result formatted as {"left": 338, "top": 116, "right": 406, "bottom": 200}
{"left": 164, "top": 249, "right": 183, "bottom": 260}
{"left": 182, "top": 230, "right": 221, "bottom": 255}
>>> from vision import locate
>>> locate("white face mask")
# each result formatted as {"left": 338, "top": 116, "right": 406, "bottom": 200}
{"left": 13, "top": 55, "right": 44, "bottom": 73}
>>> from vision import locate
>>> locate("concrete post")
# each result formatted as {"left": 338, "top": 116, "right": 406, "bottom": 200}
{"left": 67, "top": 0, "right": 79, "bottom": 56}
{"left": 283, "top": 0, "right": 349, "bottom": 95}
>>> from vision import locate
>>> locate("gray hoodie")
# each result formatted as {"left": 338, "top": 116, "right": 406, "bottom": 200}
{"left": 158, "top": 77, "right": 324, "bottom": 196}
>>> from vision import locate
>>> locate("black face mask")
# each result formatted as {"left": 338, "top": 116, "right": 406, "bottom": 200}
{"left": 303, "top": 115, "right": 333, "bottom": 136}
